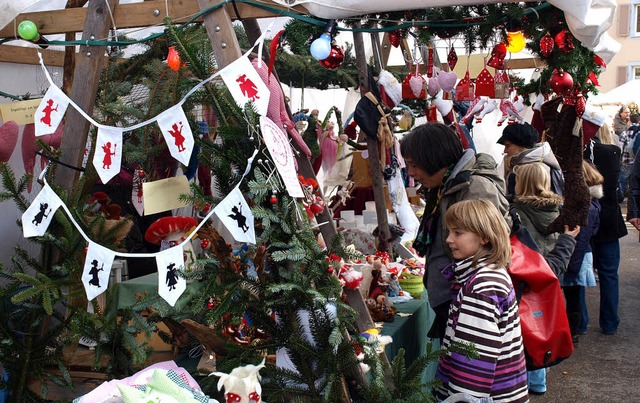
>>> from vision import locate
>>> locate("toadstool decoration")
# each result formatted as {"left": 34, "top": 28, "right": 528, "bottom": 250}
{"left": 145, "top": 216, "right": 198, "bottom": 269}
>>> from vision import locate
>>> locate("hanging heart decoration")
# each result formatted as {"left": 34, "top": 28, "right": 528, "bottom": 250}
{"left": 539, "top": 32, "right": 555, "bottom": 57}
{"left": 388, "top": 30, "right": 402, "bottom": 48}
{"left": 447, "top": 46, "right": 458, "bottom": 70}
{"left": 437, "top": 71, "right": 457, "bottom": 92}
{"left": 427, "top": 77, "right": 440, "bottom": 97}
{"left": 487, "top": 43, "right": 507, "bottom": 69}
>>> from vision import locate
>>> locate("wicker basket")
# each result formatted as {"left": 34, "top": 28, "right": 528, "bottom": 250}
{"left": 398, "top": 274, "right": 424, "bottom": 298}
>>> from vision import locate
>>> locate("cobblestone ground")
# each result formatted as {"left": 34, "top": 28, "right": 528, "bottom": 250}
{"left": 531, "top": 216, "right": 640, "bottom": 402}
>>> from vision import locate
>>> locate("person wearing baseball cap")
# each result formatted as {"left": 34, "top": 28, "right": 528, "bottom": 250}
{"left": 498, "top": 122, "right": 564, "bottom": 200}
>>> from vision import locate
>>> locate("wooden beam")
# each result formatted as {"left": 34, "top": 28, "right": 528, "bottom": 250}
{"left": 54, "top": 0, "right": 119, "bottom": 195}
{"left": 198, "top": 0, "right": 241, "bottom": 70}
{"left": 0, "top": 45, "right": 65, "bottom": 66}
{"left": 0, "top": 0, "right": 303, "bottom": 38}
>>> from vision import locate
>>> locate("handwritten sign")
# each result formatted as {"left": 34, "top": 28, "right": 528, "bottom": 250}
{"left": 0, "top": 99, "right": 42, "bottom": 125}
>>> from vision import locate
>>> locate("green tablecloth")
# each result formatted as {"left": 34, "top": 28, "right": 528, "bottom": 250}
{"left": 380, "top": 292, "right": 439, "bottom": 387}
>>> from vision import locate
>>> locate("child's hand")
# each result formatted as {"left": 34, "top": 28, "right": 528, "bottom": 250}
{"left": 563, "top": 225, "right": 581, "bottom": 238}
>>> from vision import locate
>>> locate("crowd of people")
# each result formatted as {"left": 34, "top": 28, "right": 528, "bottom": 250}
{"left": 399, "top": 102, "right": 638, "bottom": 401}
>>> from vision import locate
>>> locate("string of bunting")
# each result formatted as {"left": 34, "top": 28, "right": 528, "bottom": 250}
{"left": 22, "top": 22, "right": 305, "bottom": 306}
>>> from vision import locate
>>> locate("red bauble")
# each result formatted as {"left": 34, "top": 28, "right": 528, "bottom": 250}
{"left": 487, "top": 43, "right": 507, "bottom": 69}
{"left": 554, "top": 30, "right": 575, "bottom": 54}
{"left": 327, "top": 267, "right": 334, "bottom": 274}
{"left": 575, "top": 95, "right": 587, "bottom": 118}
{"left": 447, "top": 46, "right": 458, "bottom": 70}
{"left": 318, "top": 44, "right": 345, "bottom": 69}
{"left": 269, "top": 194, "right": 277, "bottom": 204}
{"left": 549, "top": 69, "right": 574, "bottom": 95}
{"left": 167, "top": 45, "right": 181, "bottom": 71}
{"left": 540, "top": 33, "right": 554, "bottom": 57}
{"left": 207, "top": 298, "right": 214, "bottom": 309}
{"left": 388, "top": 31, "right": 402, "bottom": 48}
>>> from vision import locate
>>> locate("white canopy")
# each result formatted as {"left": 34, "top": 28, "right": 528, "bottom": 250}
{"left": 589, "top": 80, "right": 640, "bottom": 106}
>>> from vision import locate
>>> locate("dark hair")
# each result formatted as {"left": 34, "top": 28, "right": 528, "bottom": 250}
{"left": 399, "top": 122, "right": 463, "bottom": 175}
{"left": 631, "top": 113, "right": 640, "bottom": 124}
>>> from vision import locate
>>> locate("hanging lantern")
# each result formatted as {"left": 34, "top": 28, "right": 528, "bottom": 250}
{"left": 487, "top": 43, "right": 507, "bottom": 69}
{"left": 506, "top": 31, "right": 526, "bottom": 53}
{"left": 540, "top": 32, "right": 555, "bottom": 57}
{"left": 318, "top": 44, "right": 345, "bottom": 69}
{"left": 167, "top": 46, "right": 182, "bottom": 71}
{"left": 549, "top": 69, "right": 574, "bottom": 95}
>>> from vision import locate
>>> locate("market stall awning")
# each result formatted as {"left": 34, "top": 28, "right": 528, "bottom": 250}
{"left": 589, "top": 79, "right": 640, "bottom": 106}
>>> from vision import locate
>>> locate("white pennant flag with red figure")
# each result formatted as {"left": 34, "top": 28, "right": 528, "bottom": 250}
{"left": 35, "top": 86, "right": 69, "bottom": 137}
{"left": 215, "top": 186, "right": 256, "bottom": 244}
{"left": 81, "top": 242, "right": 115, "bottom": 301}
{"left": 92, "top": 127, "right": 123, "bottom": 184}
{"left": 157, "top": 105, "right": 195, "bottom": 166}
{"left": 22, "top": 184, "right": 63, "bottom": 237}
{"left": 156, "top": 247, "right": 187, "bottom": 306}
{"left": 259, "top": 116, "right": 304, "bottom": 198}
{"left": 219, "top": 56, "right": 269, "bottom": 116}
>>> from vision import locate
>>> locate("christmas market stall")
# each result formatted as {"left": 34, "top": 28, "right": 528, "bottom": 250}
{"left": 0, "top": 0, "right": 619, "bottom": 401}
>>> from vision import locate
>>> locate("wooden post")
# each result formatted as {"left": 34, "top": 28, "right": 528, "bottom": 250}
{"left": 352, "top": 28, "right": 392, "bottom": 255}
{"left": 197, "top": 0, "right": 242, "bottom": 68}
{"left": 54, "top": 0, "right": 118, "bottom": 195}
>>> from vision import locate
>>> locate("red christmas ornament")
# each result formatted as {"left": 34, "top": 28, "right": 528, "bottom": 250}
{"left": 318, "top": 44, "right": 345, "bottom": 69}
{"left": 207, "top": 297, "right": 214, "bottom": 309}
{"left": 327, "top": 267, "right": 334, "bottom": 274}
{"left": 167, "top": 45, "right": 181, "bottom": 71}
{"left": 200, "top": 238, "right": 211, "bottom": 250}
{"left": 549, "top": 69, "right": 574, "bottom": 95}
{"left": 447, "top": 46, "right": 458, "bottom": 70}
{"left": 388, "top": 30, "right": 402, "bottom": 48}
{"left": 269, "top": 193, "right": 278, "bottom": 204}
{"left": 594, "top": 54, "right": 607, "bottom": 68}
{"left": 575, "top": 94, "right": 587, "bottom": 118}
{"left": 554, "top": 30, "right": 575, "bottom": 54}
{"left": 540, "top": 32, "right": 555, "bottom": 57}
{"left": 427, "top": 45, "right": 434, "bottom": 78}
{"left": 475, "top": 67, "right": 495, "bottom": 98}
{"left": 487, "top": 43, "right": 507, "bottom": 69}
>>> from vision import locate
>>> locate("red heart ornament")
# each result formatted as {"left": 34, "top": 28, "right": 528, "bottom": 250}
{"left": 540, "top": 32, "right": 555, "bottom": 57}
{"left": 388, "top": 31, "right": 402, "bottom": 48}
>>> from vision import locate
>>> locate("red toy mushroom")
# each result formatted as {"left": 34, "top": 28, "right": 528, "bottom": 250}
{"left": 145, "top": 216, "right": 198, "bottom": 267}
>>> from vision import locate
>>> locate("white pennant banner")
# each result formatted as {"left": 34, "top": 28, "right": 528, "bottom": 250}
{"left": 81, "top": 242, "right": 115, "bottom": 301}
{"left": 157, "top": 105, "right": 195, "bottom": 166}
{"left": 35, "top": 86, "right": 69, "bottom": 137}
{"left": 219, "top": 56, "right": 269, "bottom": 116}
{"left": 93, "top": 126, "right": 123, "bottom": 184}
{"left": 215, "top": 186, "right": 256, "bottom": 244}
{"left": 22, "top": 184, "right": 63, "bottom": 237}
{"left": 260, "top": 116, "right": 304, "bottom": 198}
{"left": 156, "top": 247, "right": 187, "bottom": 306}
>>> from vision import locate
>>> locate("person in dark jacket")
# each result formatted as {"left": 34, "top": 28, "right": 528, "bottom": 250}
{"left": 584, "top": 136, "right": 628, "bottom": 335}
{"left": 400, "top": 122, "right": 510, "bottom": 340}
{"left": 560, "top": 161, "right": 604, "bottom": 341}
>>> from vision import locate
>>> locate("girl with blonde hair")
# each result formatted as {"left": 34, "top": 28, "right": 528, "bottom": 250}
{"left": 434, "top": 199, "right": 528, "bottom": 402}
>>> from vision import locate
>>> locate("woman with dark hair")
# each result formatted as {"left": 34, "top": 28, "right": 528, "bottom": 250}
{"left": 399, "top": 122, "right": 509, "bottom": 340}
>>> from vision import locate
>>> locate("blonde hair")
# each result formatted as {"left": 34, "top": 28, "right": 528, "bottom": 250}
{"left": 445, "top": 199, "right": 511, "bottom": 268}
{"left": 596, "top": 123, "right": 615, "bottom": 145}
{"left": 582, "top": 160, "right": 604, "bottom": 187}
{"left": 514, "top": 162, "right": 559, "bottom": 199}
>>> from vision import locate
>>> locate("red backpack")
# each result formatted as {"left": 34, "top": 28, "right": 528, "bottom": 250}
{"left": 508, "top": 211, "right": 574, "bottom": 370}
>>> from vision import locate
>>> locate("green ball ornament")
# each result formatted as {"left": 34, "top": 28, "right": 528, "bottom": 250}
{"left": 18, "top": 20, "right": 39, "bottom": 41}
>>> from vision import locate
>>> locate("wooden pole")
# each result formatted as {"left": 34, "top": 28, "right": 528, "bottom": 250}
{"left": 54, "top": 0, "right": 118, "bottom": 196}
{"left": 352, "top": 27, "right": 392, "bottom": 255}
